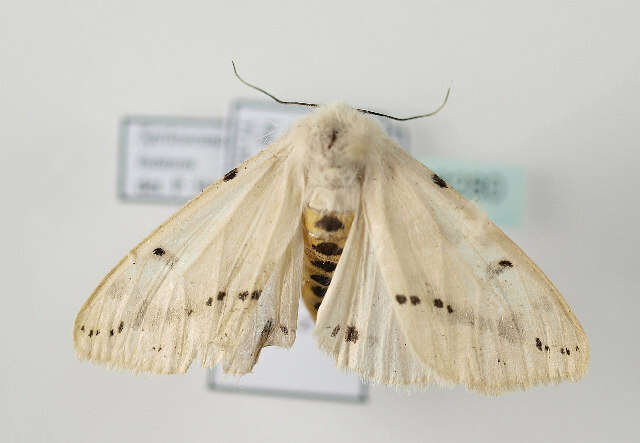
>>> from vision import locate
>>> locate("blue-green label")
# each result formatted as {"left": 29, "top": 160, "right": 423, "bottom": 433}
{"left": 420, "top": 159, "right": 525, "bottom": 227}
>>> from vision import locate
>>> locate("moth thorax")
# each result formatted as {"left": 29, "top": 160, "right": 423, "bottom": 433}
{"left": 300, "top": 207, "right": 354, "bottom": 321}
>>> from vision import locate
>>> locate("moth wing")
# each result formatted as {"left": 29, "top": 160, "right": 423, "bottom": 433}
{"left": 363, "top": 141, "right": 588, "bottom": 394}
{"left": 314, "top": 205, "right": 449, "bottom": 388}
{"left": 73, "top": 140, "right": 304, "bottom": 375}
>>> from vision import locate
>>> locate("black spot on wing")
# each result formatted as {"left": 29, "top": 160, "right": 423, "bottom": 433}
{"left": 313, "top": 242, "right": 343, "bottom": 256}
{"left": 80, "top": 325, "right": 85, "bottom": 332}
{"left": 118, "top": 321, "right": 124, "bottom": 333}
{"left": 280, "top": 325, "right": 288, "bottom": 335}
{"left": 238, "top": 291, "right": 248, "bottom": 301}
{"left": 251, "top": 290, "right": 262, "bottom": 300}
{"left": 152, "top": 248, "right": 165, "bottom": 256}
{"left": 88, "top": 330, "right": 93, "bottom": 337}
{"left": 217, "top": 291, "right": 226, "bottom": 301}
{"left": 345, "top": 326, "right": 359, "bottom": 343}
{"left": 331, "top": 325, "right": 340, "bottom": 337}
{"left": 433, "top": 298, "right": 444, "bottom": 308}
{"left": 395, "top": 295, "right": 407, "bottom": 304}
{"left": 545, "top": 345, "right": 550, "bottom": 351}
{"left": 446, "top": 304, "right": 454, "bottom": 313}
{"left": 310, "top": 274, "right": 331, "bottom": 286}
{"left": 410, "top": 296, "right": 421, "bottom": 305}
{"left": 536, "top": 337, "right": 543, "bottom": 351}
{"left": 311, "top": 260, "right": 337, "bottom": 272}
{"left": 311, "top": 285, "right": 327, "bottom": 298}
{"left": 489, "top": 259, "right": 514, "bottom": 277}
{"left": 315, "top": 215, "right": 344, "bottom": 232}
{"left": 432, "top": 174, "right": 447, "bottom": 188}
{"left": 206, "top": 297, "right": 213, "bottom": 306}
{"left": 262, "top": 320, "right": 273, "bottom": 335}
{"left": 223, "top": 168, "right": 238, "bottom": 182}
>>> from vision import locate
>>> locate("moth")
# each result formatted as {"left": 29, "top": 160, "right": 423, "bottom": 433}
{"left": 73, "top": 100, "right": 588, "bottom": 395}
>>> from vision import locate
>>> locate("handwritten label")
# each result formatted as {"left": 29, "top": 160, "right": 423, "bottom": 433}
{"left": 118, "top": 116, "right": 225, "bottom": 202}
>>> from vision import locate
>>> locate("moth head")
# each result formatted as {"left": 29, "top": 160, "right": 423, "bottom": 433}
{"left": 292, "top": 103, "right": 386, "bottom": 174}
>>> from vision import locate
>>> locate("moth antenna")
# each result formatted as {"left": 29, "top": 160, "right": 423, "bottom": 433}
{"left": 232, "top": 61, "right": 319, "bottom": 109}
{"left": 355, "top": 87, "right": 451, "bottom": 121}
{"left": 232, "top": 61, "right": 450, "bottom": 121}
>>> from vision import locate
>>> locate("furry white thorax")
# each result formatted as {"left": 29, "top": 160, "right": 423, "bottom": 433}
{"left": 288, "top": 102, "right": 388, "bottom": 213}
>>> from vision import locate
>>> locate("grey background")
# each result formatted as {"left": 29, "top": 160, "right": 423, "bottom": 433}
{"left": 1, "top": 1, "right": 638, "bottom": 442}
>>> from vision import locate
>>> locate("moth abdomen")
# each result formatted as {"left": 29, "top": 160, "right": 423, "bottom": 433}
{"left": 301, "top": 207, "right": 354, "bottom": 321}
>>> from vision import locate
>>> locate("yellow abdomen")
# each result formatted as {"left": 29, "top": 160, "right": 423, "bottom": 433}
{"left": 301, "top": 207, "right": 354, "bottom": 321}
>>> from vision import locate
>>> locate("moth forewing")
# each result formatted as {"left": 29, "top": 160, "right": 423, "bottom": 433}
{"left": 361, "top": 140, "right": 588, "bottom": 394}
{"left": 73, "top": 138, "right": 305, "bottom": 375}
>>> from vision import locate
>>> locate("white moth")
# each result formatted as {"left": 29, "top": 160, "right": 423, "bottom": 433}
{"left": 73, "top": 103, "right": 588, "bottom": 395}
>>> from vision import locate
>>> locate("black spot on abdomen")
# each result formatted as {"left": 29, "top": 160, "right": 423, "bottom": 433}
{"left": 310, "top": 274, "right": 331, "bottom": 286}
{"left": 312, "top": 285, "right": 327, "bottom": 298}
{"left": 311, "top": 260, "right": 337, "bottom": 272}
{"left": 223, "top": 168, "right": 238, "bottom": 182}
{"left": 313, "top": 242, "right": 343, "bottom": 256}
{"left": 499, "top": 260, "right": 513, "bottom": 268}
{"left": 152, "top": 248, "right": 165, "bottom": 256}
{"left": 315, "top": 215, "right": 344, "bottom": 232}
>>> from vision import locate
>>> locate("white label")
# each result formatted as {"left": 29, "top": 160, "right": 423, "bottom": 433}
{"left": 119, "top": 117, "right": 225, "bottom": 202}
